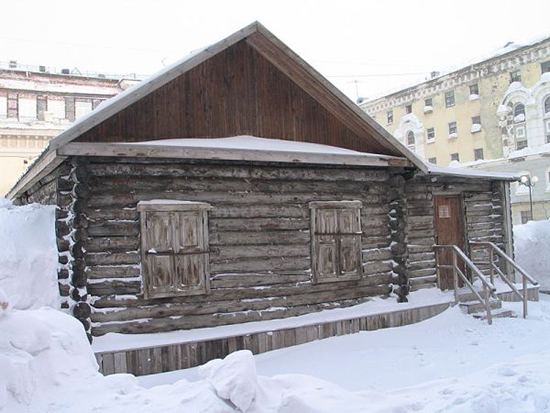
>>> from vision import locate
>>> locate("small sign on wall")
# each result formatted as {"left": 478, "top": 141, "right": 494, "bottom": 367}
{"left": 438, "top": 205, "right": 451, "bottom": 218}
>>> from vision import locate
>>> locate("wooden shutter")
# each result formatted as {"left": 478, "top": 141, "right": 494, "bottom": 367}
{"left": 138, "top": 202, "right": 211, "bottom": 299}
{"left": 310, "top": 201, "right": 362, "bottom": 283}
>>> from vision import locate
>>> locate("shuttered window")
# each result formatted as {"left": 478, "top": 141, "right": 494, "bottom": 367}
{"left": 138, "top": 201, "right": 212, "bottom": 299}
{"left": 309, "top": 201, "right": 362, "bottom": 283}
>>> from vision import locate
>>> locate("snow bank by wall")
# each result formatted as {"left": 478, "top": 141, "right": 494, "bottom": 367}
{"left": 0, "top": 198, "right": 59, "bottom": 310}
{"left": 514, "top": 220, "right": 550, "bottom": 290}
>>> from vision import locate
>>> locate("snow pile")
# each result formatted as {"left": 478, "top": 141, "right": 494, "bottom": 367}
{"left": 0, "top": 199, "right": 59, "bottom": 310}
{"left": 198, "top": 351, "right": 259, "bottom": 411}
{"left": 514, "top": 220, "right": 550, "bottom": 290}
{"left": 470, "top": 123, "right": 482, "bottom": 133}
{"left": 0, "top": 308, "right": 99, "bottom": 412}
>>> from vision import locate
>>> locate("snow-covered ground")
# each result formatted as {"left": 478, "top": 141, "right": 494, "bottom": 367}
{"left": 2, "top": 200, "right": 550, "bottom": 412}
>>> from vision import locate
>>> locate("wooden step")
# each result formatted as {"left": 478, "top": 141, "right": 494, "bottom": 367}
{"left": 472, "top": 308, "right": 514, "bottom": 320}
{"left": 459, "top": 299, "right": 501, "bottom": 315}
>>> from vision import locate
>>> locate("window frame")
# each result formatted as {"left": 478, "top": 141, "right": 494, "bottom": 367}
{"left": 474, "top": 148, "right": 484, "bottom": 161}
{"left": 428, "top": 157, "right": 437, "bottom": 164}
{"left": 448, "top": 121, "right": 458, "bottom": 136}
{"left": 426, "top": 127, "right": 435, "bottom": 143}
{"left": 469, "top": 83, "right": 479, "bottom": 96}
{"left": 541, "top": 61, "right": 550, "bottom": 74}
{"left": 138, "top": 200, "right": 212, "bottom": 299}
{"left": 445, "top": 91, "right": 455, "bottom": 108}
{"left": 510, "top": 71, "right": 522, "bottom": 83}
{"left": 450, "top": 153, "right": 460, "bottom": 162}
{"left": 309, "top": 200, "right": 362, "bottom": 284}
{"left": 405, "top": 104, "right": 412, "bottom": 114}
{"left": 386, "top": 110, "right": 393, "bottom": 125}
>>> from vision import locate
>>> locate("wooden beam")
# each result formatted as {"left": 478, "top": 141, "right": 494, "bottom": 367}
{"left": 7, "top": 149, "right": 67, "bottom": 199}
{"left": 59, "top": 142, "right": 412, "bottom": 168}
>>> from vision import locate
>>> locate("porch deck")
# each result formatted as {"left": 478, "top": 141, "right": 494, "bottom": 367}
{"left": 94, "top": 284, "right": 539, "bottom": 377}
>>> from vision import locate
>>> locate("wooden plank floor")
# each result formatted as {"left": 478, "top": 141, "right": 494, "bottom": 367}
{"left": 95, "top": 301, "right": 452, "bottom": 376}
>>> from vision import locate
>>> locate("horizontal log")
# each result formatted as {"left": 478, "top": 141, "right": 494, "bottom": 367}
{"left": 408, "top": 251, "right": 435, "bottom": 262}
{"left": 92, "top": 277, "right": 392, "bottom": 308}
{"left": 90, "top": 281, "right": 391, "bottom": 324}
{"left": 209, "top": 217, "right": 309, "bottom": 232}
{"left": 87, "top": 280, "right": 141, "bottom": 295}
{"left": 210, "top": 256, "right": 311, "bottom": 273}
{"left": 362, "top": 248, "right": 392, "bottom": 261}
{"left": 91, "top": 294, "right": 390, "bottom": 336}
{"left": 86, "top": 161, "right": 390, "bottom": 183}
{"left": 210, "top": 272, "right": 311, "bottom": 288}
{"left": 84, "top": 236, "right": 140, "bottom": 253}
{"left": 86, "top": 221, "right": 139, "bottom": 237}
{"left": 409, "top": 275, "right": 437, "bottom": 286}
{"left": 210, "top": 230, "right": 310, "bottom": 246}
{"left": 210, "top": 244, "right": 310, "bottom": 262}
{"left": 408, "top": 260, "right": 436, "bottom": 271}
{"left": 408, "top": 268, "right": 437, "bottom": 278}
{"left": 86, "top": 265, "right": 141, "bottom": 279}
{"left": 86, "top": 252, "right": 140, "bottom": 266}
{"left": 88, "top": 175, "right": 388, "bottom": 195}
{"left": 362, "top": 261, "right": 393, "bottom": 275}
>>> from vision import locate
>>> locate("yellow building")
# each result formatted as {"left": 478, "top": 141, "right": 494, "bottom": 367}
{"left": 0, "top": 62, "right": 141, "bottom": 196}
{"left": 360, "top": 37, "right": 550, "bottom": 167}
{"left": 360, "top": 37, "right": 550, "bottom": 224}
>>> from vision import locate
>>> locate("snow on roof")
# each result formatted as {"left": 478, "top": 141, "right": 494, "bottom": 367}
{"left": 461, "top": 143, "right": 550, "bottom": 169}
{"left": 426, "top": 163, "right": 519, "bottom": 181}
{"left": 125, "top": 135, "right": 396, "bottom": 157}
{"left": 364, "top": 34, "right": 550, "bottom": 103}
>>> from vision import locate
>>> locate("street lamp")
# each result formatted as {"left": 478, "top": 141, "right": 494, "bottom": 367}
{"left": 520, "top": 174, "right": 538, "bottom": 221}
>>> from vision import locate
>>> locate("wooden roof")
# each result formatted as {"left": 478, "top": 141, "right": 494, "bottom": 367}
{"left": 46, "top": 22, "right": 424, "bottom": 169}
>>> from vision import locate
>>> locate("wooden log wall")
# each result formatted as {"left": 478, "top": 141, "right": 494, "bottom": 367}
{"left": 77, "top": 157, "right": 397, "bottom": 336}
{"left": 16, "top": 160, "right": 93, "bottom": 341}
{"left": 403, "top": 175, "right": 509, "bottom": 290}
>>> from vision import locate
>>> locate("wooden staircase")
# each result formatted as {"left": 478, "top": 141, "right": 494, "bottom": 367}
{"left": 435, "top": 242, "right": 539, "bottom": 324}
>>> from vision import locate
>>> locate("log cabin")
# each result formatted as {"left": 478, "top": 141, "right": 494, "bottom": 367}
{"left": 7, "top": 23, "right": 535, "bottom": 367}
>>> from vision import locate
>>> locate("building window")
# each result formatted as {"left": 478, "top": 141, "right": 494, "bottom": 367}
{"left": 309, "top": 201, "right": 362, "bottom": 283}
{"left": 137, "top": 200, "right": 212, "bottom": 299}
{"left": 428, "top": 157, "right": 437, "bottom": 164}
{"left": 541, "top": 61, "right": 550, "bottom": 74}
{"left": 387, "top": 110, "right": 393, "bottom": 125}
{"left": 405, "top": 104, "right": 412, "bottom": 114}
{"left": 450, "top": 153, "right": 460, "bottom": 162}
{"left": 37, "top": 96, "right": 47, "bottom": 121}
{"left": 474, "top": 148, "right": 484, "bottom": 161}
{"left": 469, "top": 83, "right": 479, "bottom": 96}
{"left": 48, "top": 98, "right": 66, "bottom": 120}
{"left": 426, "top": 127, "right": 435, "bottom": 143}
{"left": 445, "top": 91, "right": 455, "bottom": 107}
{"left": 425, "top": 98, "right": 433, "bottom": 107}
{"left": 65, "top": 97, "right": 75, "bottom": 122}
{"left": 510, "top": 71, "right": 521, "bottom": 83}
{"left": 75, "top": 100, "right": 93, "bottom": 119}
{"left": 18, "top": 96, "right": 37, "bottom": 121}
{"left": 448, "top": 121, "right": 458, "bottom": 137}
{"left": 520, "top": 210, "right": 532, "bottom": 224}
{"left": 515, "top": 124, "right": 527, "bottom": 150}
{"left": 406, "top": 131, "right": 415, "bottom": 146}
{"left": 0, "top": 95, "right": 6, "bottom": 119}
{"left": 471, "top": 116, "right": 481, "bottom": 133}
{"left": 544, "top": 96, "right": 550, "bottom": 115}
{"left": 513, "top": 103, "right": 525, "bottom": 122}
{"left": 545, "top": 119, "right": 550, "bottom": 144}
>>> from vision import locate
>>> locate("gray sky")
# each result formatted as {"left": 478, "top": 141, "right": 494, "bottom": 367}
{"left": 2, "top": 0, "right": 550, "bottom": 101}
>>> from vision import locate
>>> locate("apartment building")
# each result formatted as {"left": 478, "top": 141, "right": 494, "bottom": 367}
{"left": 360, "top": 36, "right": 550, "bottom": 224}
{"left": 0, "top": 61, "right": 140, "bottom": 195}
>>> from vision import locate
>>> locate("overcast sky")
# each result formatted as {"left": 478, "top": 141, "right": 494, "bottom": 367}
{"left": 2, "top": 0, "right": 550, "bottom": 101}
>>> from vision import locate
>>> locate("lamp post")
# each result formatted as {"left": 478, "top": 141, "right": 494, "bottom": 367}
{"left": 520, "top": 174, "right": 538, "bottom": 221}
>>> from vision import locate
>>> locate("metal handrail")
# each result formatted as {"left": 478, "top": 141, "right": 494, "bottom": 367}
{"left": 435, "top": 245, "right": 497, "bottom": 324}
{"left": 470, "top": 241, "right": 538, "bottom": 318}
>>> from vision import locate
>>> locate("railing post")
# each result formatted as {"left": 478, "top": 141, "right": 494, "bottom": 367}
{"left": 484, "top": 284, "right": 492, "bottom": 325}
{"left": 452, "top": 250, "right": 459, "bottom": 303}
{"left": 521, "top": 274, "right": 527, "bottom": 318}
{"left": 489, "top": 248, "right": 495, "bottom": 285}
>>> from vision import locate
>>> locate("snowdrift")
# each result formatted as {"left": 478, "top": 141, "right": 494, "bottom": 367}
{"left": 514, "top": 220, "right": 550, "bottom": 290}
{"left": 0, "top": 199, "right": 59, "bottom": 310}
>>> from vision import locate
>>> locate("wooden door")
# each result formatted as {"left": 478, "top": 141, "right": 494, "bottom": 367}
{"left": 434, "top": 195, "right": 466, "bottom": 290}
